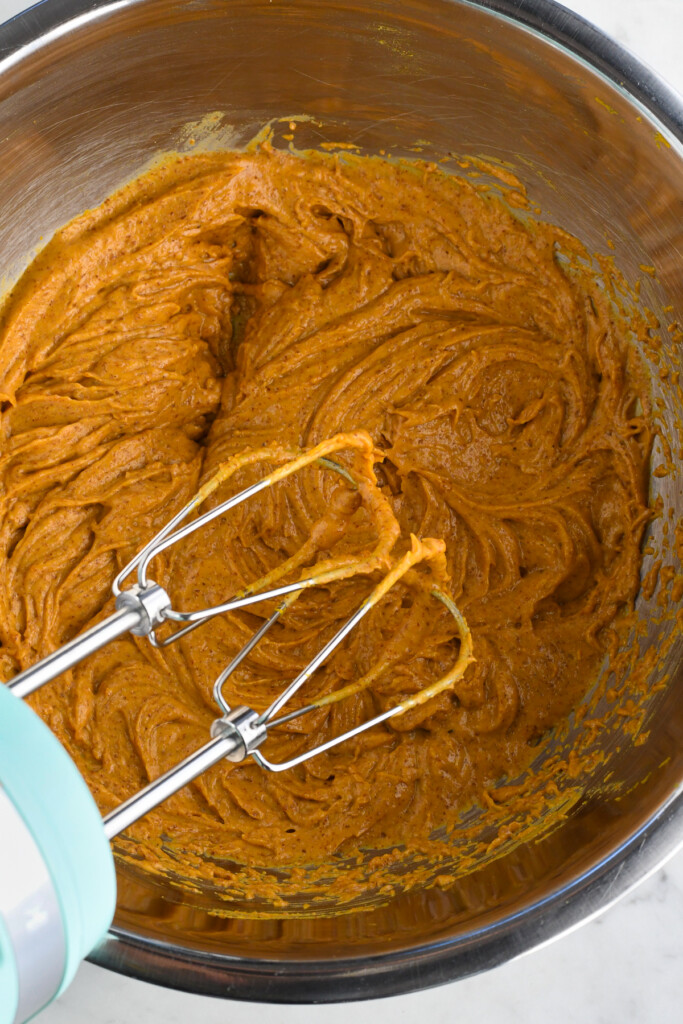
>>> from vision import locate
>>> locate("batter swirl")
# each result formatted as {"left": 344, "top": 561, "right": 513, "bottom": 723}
{"left": 0, "top": 143, "right": 651, "bottom": 896}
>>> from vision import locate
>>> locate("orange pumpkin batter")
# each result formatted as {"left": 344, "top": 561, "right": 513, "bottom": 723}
{"left": 0, "top": 142, "right": 651, "bottom": 902}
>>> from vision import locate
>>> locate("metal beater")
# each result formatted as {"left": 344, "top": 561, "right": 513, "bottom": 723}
{"left": 6, "top": 431, "right": 473, "bottom": 841}
{"left": 1, "top": 430, "right": 473, "bottom": 1024}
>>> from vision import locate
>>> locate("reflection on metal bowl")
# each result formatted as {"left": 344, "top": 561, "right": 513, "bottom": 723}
{"left": 0, "top": 0, "right": 681, "bottom": 1002}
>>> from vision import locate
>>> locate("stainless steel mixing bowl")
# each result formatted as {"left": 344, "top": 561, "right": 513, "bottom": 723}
{"left": 0, "top": 0, "right": 681, "bottom": 1001}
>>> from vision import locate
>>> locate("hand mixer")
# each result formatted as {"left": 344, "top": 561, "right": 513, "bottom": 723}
{"left": 0, "top": 431, "right": 472, "bottom": 1024}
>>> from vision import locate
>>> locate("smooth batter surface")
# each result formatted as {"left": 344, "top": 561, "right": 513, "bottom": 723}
{"left": 0, "top": 143, "right": 652, "bottom": 900}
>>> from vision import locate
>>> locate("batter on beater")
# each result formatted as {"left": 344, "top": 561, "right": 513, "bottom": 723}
{"left": 0, "top": 140, "right": 651, "bottom": 900}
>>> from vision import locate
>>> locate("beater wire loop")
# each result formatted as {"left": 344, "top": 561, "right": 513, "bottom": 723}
{"left": 112, "top": 431, "right": 399, "bottom": 648}
{"left": 213, "top": 535, "right": 474, "bottom": 773}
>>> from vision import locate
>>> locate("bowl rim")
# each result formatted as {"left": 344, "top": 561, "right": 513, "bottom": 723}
{"left": 1, "top": 0, "right": 681, "bottom": 1002}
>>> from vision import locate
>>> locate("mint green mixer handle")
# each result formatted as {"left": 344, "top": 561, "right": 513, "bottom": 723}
{"left": 0, "top": 683, "right": 116, "bottom": 1024}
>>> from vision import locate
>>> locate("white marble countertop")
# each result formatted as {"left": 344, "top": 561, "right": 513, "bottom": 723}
{"left": 0, "top": 0, "right": 680, "bottom": 1020}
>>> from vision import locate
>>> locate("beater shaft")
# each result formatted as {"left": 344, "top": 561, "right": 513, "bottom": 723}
{"left": 103, "top": 734, "right": 236, "bottom": 839}
{"left": 7, "top": 584, "right": 172, "bottom": 698}
{"left": 102, "top": 706, "right": 267, "bottom": 838}
{"left": 8, "top": 607, "right": 142, "bottom": 699}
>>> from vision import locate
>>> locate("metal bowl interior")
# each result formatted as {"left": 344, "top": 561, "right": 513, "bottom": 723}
{"left": 0, "top": 0, "right": 681, "bottom": 1001}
